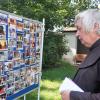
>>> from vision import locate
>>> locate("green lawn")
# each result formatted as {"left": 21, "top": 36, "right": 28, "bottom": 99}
{"left": 19, "top": 61, "right": 77, "bottom": 100}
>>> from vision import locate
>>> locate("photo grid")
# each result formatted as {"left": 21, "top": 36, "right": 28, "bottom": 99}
{"left": 0, "top": 12, "right": 42, "bottom": 99}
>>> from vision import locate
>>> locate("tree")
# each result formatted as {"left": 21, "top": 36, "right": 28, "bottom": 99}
{"left": 43, "top": 31, "right": 69, "bottom": 67}
{"left": 0, "top": 0, "right": 95, "bottom": 67}
{"left": 0, "top": 0, "right": 94, "bottom": 30}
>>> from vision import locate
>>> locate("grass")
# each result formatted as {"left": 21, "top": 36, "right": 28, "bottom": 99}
{"left": 19, "top": 61, "right": 77, "bottom": 100}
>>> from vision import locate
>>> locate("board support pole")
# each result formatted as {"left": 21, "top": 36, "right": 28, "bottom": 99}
{"left": 37, "top": 18, "right": 45, "bottom": 100}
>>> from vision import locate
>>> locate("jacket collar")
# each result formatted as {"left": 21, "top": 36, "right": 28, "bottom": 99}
{"left": 89, "top": 39, "right": 100, "bottom": 51}
{"left": 79, "top": 39, "right": 100, "bottom": 68}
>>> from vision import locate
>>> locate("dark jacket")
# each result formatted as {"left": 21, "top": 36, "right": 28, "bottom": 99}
{"left": 70, "top": 39, "right": 100, "bottom": 100}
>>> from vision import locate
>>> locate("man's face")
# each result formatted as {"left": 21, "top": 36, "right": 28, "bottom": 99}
{"left": 75, "top": 19, "right": 92, "bottom": 47}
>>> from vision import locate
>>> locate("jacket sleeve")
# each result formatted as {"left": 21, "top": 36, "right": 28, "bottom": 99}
{"left": 70, "top": 91, "right": 100, "bottom": 100}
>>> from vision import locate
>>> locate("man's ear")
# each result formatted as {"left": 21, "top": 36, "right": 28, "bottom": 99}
{"left": 94, "top": 23, "right": 100, "bottom": 35}
{"left": 94, "top": 23, "right": 99, "bottom": 31}
{"left": 96, "top": 30, "right": 100, "bottom": 35}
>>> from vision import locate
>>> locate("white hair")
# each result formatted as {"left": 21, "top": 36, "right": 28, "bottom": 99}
{"left": 75, "top": 9, "right": 100, "bottom": 34}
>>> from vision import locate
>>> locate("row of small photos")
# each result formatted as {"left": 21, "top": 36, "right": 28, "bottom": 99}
{"left": 0, "top": 13, "right": 42, "bottom": 33}
{"left": 0, "top": 24, "right": 41, "bottom": 50}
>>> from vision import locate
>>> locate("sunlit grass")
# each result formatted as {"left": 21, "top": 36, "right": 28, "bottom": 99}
{"left": 19, "top": 61, "right": 76, "bottom": 100}
{"left": 41, "top": 80, "right": 60, "bottom": 89}
{"left": 19, "top": 80, "right": 61, "bottom": 100}
{"left": 40, "top": 80, "right": 61, "bottom": 100}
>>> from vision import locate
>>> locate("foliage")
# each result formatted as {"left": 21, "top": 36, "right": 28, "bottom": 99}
{"left": 0, "top": 0, "right": 95, "bottom": 67}
{"left": 65, "top": 0, "right": 92, "bottom": 26}
{"left": 0, "top": 0, "right": 70, "bottom": 67}
{"left": 0, "top": 0, "right": 68, "bottom": 31}
{"left": 0, "top": 0, "right": 96, "bottom": 30}
{"left": 43, "top": 31, "right": 69, "bottom": 67}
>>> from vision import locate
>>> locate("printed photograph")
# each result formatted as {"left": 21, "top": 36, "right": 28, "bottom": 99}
{"left": 0, "top": 25, "right": 6, "bottom": 39}
{"left": 37, "top": 24, "right": 42, "bottom": 31}
{"left": 33, "top": 24, "right": 37, "bottom": 32}
{"left": 24, "top": 30, "right": 30, "bottom": 46}
{"left": 24, "top": 20, "right": 30, "bottom": 29}
{"left": 25, "top": 67, "right": 33, "bottom": 86}
{"left": 14, "top": 70, "right": 20, "bottom": 81}
{"left": 4, "top": 61, "right": 14, "bottom": 71}
{"left": 36, "top": 52, "right": 40, "bottom": 63}
{"left": 36, "top": 32, "right": 42, "bottom": 37}
{"left": 25, "top": 58, "right": 30, "bottom": 65}
{"left": 13, "top": 59, "right": 23, "bottom": 68}
{"left": 17, "top": 34, "right": 23, "bottom": 41}
{"left": 25, "top": 76, "right": 32, "bottom": 87}
{"left": 30, "top": 38, "right": 35, "bottom": 48}
{"left": 24, "top": 38, "right": 30, "bottom": 46}
{"left": 36, "top": 47, "right": 40, "bottom": 53}
{"left": 20, "top": 68, "right": 26, "bottom": 77}
{"left": 20, "top": 82, "right": 25, "bottom": 90}
{"left": 8, "top": 17, "right": 16, "bottom": 26}
{"left": 0, "top": 51, "right": 8, "bottom": 61}
{"left": 30, "top": 48, "right": 35, "bottom": 57}
{"left": 36, "top": 38, "right": 41, "bottom": 48}
{"left": 30, "top": 32, "right": 34, "bottom": 38}
{"left": 13, "top": 60, "right": 19, "bottom": 68}
{"left": 31, "top": 67, "right": 40, "bottom": 73}
{"left": 6, "top": 80, "right": 14, "bottom": 89}
{"left": 13, "top": 51, "right": 21, "bottom": 59}
{"left": 0, "top": 13, "right": 7, "bottom": 24}
{"left": 24, "top": 47, "right": 30, "bottom": 57}
{"left": 14, "top": 81, "right": 21, "bottom": 93}
{"left": 8, "top": 50, "right": 14, "bottom": 60}
{"left": 0, "top": 93, "right": 6, "bottom": 100}
{"left": 8, "top": 38, "right": 16, "bottom": 47}
{"left": 0, "top": 85, "right": 6, "bottom": 97}
{"left": 26, "top": 67, "right": 31, "bottom": 76}
{"left": 16, "top": 21, "right": 23, "bottom": 31}
{"left": 30, "top": 23, "right": 34, "bottom": 33}
{"left": 0, "top": 76, "right": 6, "bottom": 86}
{"left": 0, "top": 39, "right": 7, "bottom": 50}
{"left": 20, "top": 68, "right": 26, "bottom": 88}
{"left": 8, "top": 26, "right": 16, "bottom": 38}
{"left": 6, "top": 71, "right": 14, "bottom": 81}
{"left": 34, "top": 74, "right": 39, "bottom": 84}
{"left": 6, "top": 87, "right": 14, "bottom": 96}
{"left": 29, "top": 57, "right": 35, "bottom": 65}
{"left": 24, "top": 30, "right": 30, "bottom": 36}
{"left": 24, "top": 30, "right": 30, "bottom": 37}
{"left": 0, "top": 62, "right": 4, "bottom": 75}
{"left": 17, "top": 41, "right": 23, "bottom": 50}
{"left": 18, "top": 59, "right": 24, "bottom": 65}
{"left": 18, "top": 59, "right": 24, "bottom": 66}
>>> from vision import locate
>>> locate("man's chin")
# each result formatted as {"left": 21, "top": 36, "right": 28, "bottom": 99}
{"left": 81, "top": 41, "right": 86, "bottom": 46}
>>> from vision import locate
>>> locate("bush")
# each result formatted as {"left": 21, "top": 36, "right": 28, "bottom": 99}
{"left": 43, "top": 31, "right": 69, "bottom": 68}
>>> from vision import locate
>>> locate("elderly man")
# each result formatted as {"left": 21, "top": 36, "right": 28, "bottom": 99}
{"left": 61, "top": 9, "right": 100, "bottom": 100}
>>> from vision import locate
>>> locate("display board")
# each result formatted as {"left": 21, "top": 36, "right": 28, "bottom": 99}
{"left": 0, "top": 10, "right": 44, "bottom": 100}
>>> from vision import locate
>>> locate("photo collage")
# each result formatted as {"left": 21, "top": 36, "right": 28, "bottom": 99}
{"left": 0, "top": 12, "right": 43, "bottom": 99}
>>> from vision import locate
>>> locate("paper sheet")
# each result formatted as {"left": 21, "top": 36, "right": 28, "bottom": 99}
{"left": 59, "top": 77, "right": 84, "bottom": 93}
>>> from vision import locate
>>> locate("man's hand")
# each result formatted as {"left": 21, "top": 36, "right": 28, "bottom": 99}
{"left": 60, "top": 91, "right": 70, "bottom": 100}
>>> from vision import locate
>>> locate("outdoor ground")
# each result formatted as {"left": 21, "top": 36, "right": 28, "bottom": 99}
{"left": 19, "top": 61, "right": 76, "bottom": 100}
